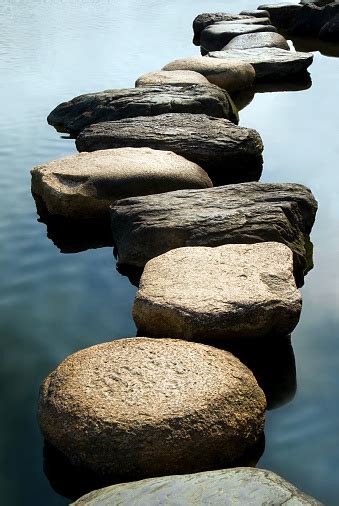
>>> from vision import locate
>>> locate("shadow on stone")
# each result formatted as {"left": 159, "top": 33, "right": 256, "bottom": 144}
{"left": 43, "top": 434, "right": 265, "bottom": 501}
{"left": 33, "top": 194, "right": 113, "bottom": 253}
{"left": 199, "top": 335, "right": 297, "bottom": 410}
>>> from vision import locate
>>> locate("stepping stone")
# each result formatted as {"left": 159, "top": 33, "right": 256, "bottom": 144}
{"left": 162, "top": 56, "right": 255, "bottom": 91}
{"left": 72, "top": 467, "right": 323, "bottom": 506}
{"left": 76, "top": 114, "right": 264, "bottom": 185}
{"left": 201, "top": 23, "right": 277, "bottom": 52}
{"left": 258, "top": 3, "right": 303, "bottom": 29}
{"left": 133, "top": 243, "right": 302, "bottom": 340}
{"left": 38, "top": 338, "right": 266, "bottom": 479}
{"left": 30, "top": 148, "right": 212, "bottom": 219}
{"left": 240, "top": 9, "right": 270, "bottom": 18}
{"left": 135, "top": 69, "right": 212, "bottom": 87}
{"left": 290, "top": 3, "right": 339, "bottom": 36}
{"left": 224, "top": 32, "right": 290, "bottom": 51}
{"left": 110, "top": 182, "right": 317, "bottom": 286}
{"left": 47, "top": 84, "right": 237, "bottom": 135}
{"left": 208, "top": 47, "right": 313, "bottom": 80}
{"left": 193, "top": 13, "right": 253, "bottom": 42}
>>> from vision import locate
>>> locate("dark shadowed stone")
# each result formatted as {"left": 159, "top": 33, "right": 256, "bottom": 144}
{"left": 201, "top": 23, "right": 277, "bottom": 52}
{"left": 47, "top": 84, "right": 238, "bottom": 135}
{"left": 110, "top": 182, "right": 317, "bottom": 286}
{"left": 240, "top": 9, "right": 270, "bottom": 18}
{"left": 319, "top": 12, "right": 339, "bottom": 39}
{"left": 225, "top": 32, "right": 290, "bottom": 50}
{"left": 258, "top": 3, "right": 303, "bottom": 29}
{"left": 209, "top": 47, "right": 313, "bottom": 80}
{"left": 290, "top": 2, "right": 339, "bottom": 35}
{"left": 72, "top": 468, "right": 323, "bottom": 506}
{"left": 76, "top": 114, "right": 263, "bottom": 186}
{"left": 192, "top": 13, "right": 253, "bottom": 42}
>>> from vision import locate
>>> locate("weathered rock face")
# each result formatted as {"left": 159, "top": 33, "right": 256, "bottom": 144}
{"left": 47, "top": 84, "right": 237, "bottom": 135}
{"left": 258, "top": 3, "right": 303, "bottom": 29}
{"left": 30, "top": 148, "right": 212, "bottom": 219}
{"left": 72, "top": 467, "right": 323, "bottom": 506}
{"left": 240, "top": 9, "right": 270, "bottom": 18}
{"left": 110, "top": 182, "right": 317, "bottom": 285}
{"left": 201, "top": 22, "right": 277, "bottom": 52}
{"left": 76, "top": 114, "right": 263, "bottom": 185}
{"left": 162, "top": 56, "right": 255, "bottom": 91}
{"left": 225, "top": 32, "right": 290, "bottom": 51}
{"left": 133, "top": 243, "right": 302, "bottom": 341}
{"left": 38, "top": 338, "right": 266, "bottom": 479}
{"left": 209, "top": 47, "right": 313, "bottom": 80}
{"left": 193, "top": 13, "right": 253, "bottom": 42}
{"left": 135, "top": 69, "right": 212, "bottom": 87}
{"left": 319, "top": 12, "right": 339, "bottom": 40}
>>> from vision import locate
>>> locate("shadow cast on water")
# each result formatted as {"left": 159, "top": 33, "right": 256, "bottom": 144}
{"left": 43, "top": 434, "right": 265, "bottom": 501}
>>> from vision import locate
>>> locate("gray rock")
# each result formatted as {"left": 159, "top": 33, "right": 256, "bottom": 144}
{"left": 214, "top": 17, "right": 272, "bottom": 25}
{"left": 258, "top": 3, "right": 303, "bottom": 29}
{"left": 76, "top": 114, "right": 264, "bottom": 186}
{"left": 224, "top": 31, "right": 290, "bottom": 50}
{"left": 209, "top": 47, "right": 313, "bottom": 80}
{"left": 47, "top": 84, "right": 238, "bottom": 135}
{"left": 290, "top": 3, "right": 339, "bottom": 35}
{"left": 133, "top": 242, "right": 302, "bottom": 340}
{"left": 72, "top": 467, "right": 323, "bottom": 506}
{"left": 135, "top": 69, "right": 212, "bottom": 87}
{"left": 30, "top": 148, "right": 212, "bottom": 219}
{"left": 201, "top": 22, "right": 277, "bottom": 52}
{"left": 110, "top": 182, "right": 317, "bottom": 286}
{"left": 240, "top": 9, "right": 271, "bottom": 17}
{"left": 38, "top": 338, "right": 266, "bottom": 479}
{"left": 319, "top": 11, "right": 339, "bottom": 39}
{"left": 192, "top": 13, "right": 253, "bottom": 42}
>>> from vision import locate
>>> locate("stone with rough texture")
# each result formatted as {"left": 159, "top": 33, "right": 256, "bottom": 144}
{"left": 225, "top": 31, "right": 290, "bottom": 51}
{"left": 76, "top": 114, "right": 263, "bottom": 185}
{"left": 240, "top": 9, "right": 270, "bottom": 18}
{"left": 47, "top": 84, "right": 237, "bottom": 135}
{"left": 38, "top": 338, "right": 266, "bottom": 479}
{"left": 258, "top": 3, "right": 303, "bottom": 29}
{"left": 30, "top": 148, "right": 212, "bottom": 219}
{"left": 201, "top": 23, "right": 277, "bottom": 52}
{"left": 209, "top": 47, "right": 313, "bottom": 80}
{"left": 135, "top": 69, "right": 212, "bottom": 87}
{"left": 133, "top": 243, "right": 302, "bottom": 340}
{"left": 110, "top": 182, "right": 317, "bottom": 285}
{"left": 193, "top": 13, "right": 253, "bottom": 42}
{"left": 72, "top": 467, "right": 323, "bottom": 506}
{"left": 162, "top": 56, "right": 255, "bottom": 91}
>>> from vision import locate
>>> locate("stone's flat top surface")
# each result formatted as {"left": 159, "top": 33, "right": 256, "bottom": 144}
{"left": 225, "top": 31, "right": 290, "bottom": 50}
{"left": 201, "top": 23, "right": 278, "bottom": 51}
{"left": 135, "top": 69, "right": 211, "bottom": 87}
{"left": 193, "top": 13, "right": 253, "bottom": 37}
{"left": 30, "top": 148, "right": 212, "bottom": 218}
{"left": 133, "top": 243, "right": 302, "bottom": 339}
{"left": 213, "top": 17, "right": 272, "bottom": 25}
{"left": 72, "top": 467, "right": 323, "bottom": 505}
{"left": 47, "top": 84, "right": 235, "bottom": 135}
{"left": 240, "top": 9, "right": 270, "bottom": 17}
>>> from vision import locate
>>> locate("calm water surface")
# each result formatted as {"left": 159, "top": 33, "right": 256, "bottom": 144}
{"left": 0, "top": 1, "right": 338, "bottom": 504}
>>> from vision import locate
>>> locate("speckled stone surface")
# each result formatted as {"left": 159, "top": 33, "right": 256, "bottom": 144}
{"left": 30, "top": 148, "right": 212, "bottom": 219}
{"left": 38, "top": 338, "right": 266, "bottom": 479}
{"left": 201, "top": 22, "right": 277, "bottom": 52}
{"left": 135, "top": 69, "right": 212, "bottom": 87}
{"left": 72, "top": 467, "right": 323, "bottom": 505}
{"left": 224, "top": 31, "right": 290, "bottom": 51}
{"left": 162, "top": 56, "right": 255, "bottom": 91}
{"left": 133, "top": 243, "right": 302, "bottom": 340}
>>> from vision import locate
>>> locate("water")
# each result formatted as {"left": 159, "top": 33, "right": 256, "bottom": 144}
{"left": 0, "top": 1, "right": 338, "bottom": 504}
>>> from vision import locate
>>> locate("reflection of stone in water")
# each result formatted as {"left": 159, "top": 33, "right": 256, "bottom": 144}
{"left": 33, "top": 194, "right": 113, "bottom": 254}
{"left": 43, "top": 434, "right": 265, "bottom": 501}
{"left": 230, "top": 88, "right": 255, "bottom": 111}
{"left": 288, "top": 35, "right": 339, "bottom": 58}
{"left": 203, "top": 335, "right": 296, "bottom": 410}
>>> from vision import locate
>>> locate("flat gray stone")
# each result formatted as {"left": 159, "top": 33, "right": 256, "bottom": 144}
{"left": 224, "top": 31, "right": 290, "bottom": 50}
{"left": 258, "top": 3, "right": 303, "bottom": 29}
{"left": 72, "top": 467, "right": 323, "bottom": 505}
{"left": 110, "top": 182, "right": 317, "bottom": 286}
{"left": 192, "top": 13, "right": 253, "bottom": 42}
{"left": 135, "top": 69, "right": 212, "bottom": 87}
{"left": 76, "top": 114, "right": 264, "bottom": 185}
{"left": 30, "top": 148, "right": 212, "bottom": 219}
{"left": 208, "top": 47, "right": 313, "bottom": 80}
{"left": 240, "top": 9, "right": 271, "bottom": 18}
{"left": 39, "top": 338, "right": 266, "bottom": 479}
{"left": 47, "top": 84, "right": 237, "bottom": 135}
{"left": 201, "top": 22, "right": 277, "bottom": 52}
{"left": 133, "top": 242, "right": 302, "bottom": 340}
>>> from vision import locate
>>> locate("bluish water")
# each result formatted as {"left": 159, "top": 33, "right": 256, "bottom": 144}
{"left": 0, "top": 1, "right": 338, "bottom": 505}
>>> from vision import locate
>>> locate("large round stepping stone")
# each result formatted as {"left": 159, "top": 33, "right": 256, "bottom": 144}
{"left": 209, "top": 47, "right": 313, "bottom": 80}
{"left": 47, "top": 84, "right": 237, "bottom": 135}
{"left": 193, "top": 13, "right": 253, "bottom": 42}
{"left": 72, "top": 467, "right": 323, "bottom": 506}
{"left": 225, "top": 32, "right": 290, "bottom": 51}
{"left": 76, "top": 114, "right": 264, "bottom": 185}
{"left": 200, "top": 23, "right": 277, "bottom": 52}
{"left": 30, "top": 148, "right": 212, "bottom": 219}
{"left": 135, "top": 69, "right": 212, "bottom": 87}
{"left": 133, "top": 243, "right": 302, "bottom": 340}
{"left": 38, "top": 338, "right": 266, "bottom": 479}
{"left": 110, "top": 182, "right": 317, "bottom": 286}
{"left": 258, "top": 3, "right": 303, "bottom": 29}
{"left": 162, "top": 56, "right": 255, "bottom": 91}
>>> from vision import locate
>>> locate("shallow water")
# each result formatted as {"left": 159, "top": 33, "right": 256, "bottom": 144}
{"left": 0, "top": 1, "right": 338, "bottom": 504}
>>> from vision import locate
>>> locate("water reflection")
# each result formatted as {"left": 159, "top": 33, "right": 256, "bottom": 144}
{"left": 290, "top": 35, "right": 339, "bottom": 58}
{"left": 33, "top": 195, "right": 113, "bottom": 253}
{"left": 43, "top": 433, "right": 265, "bottom": 501}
